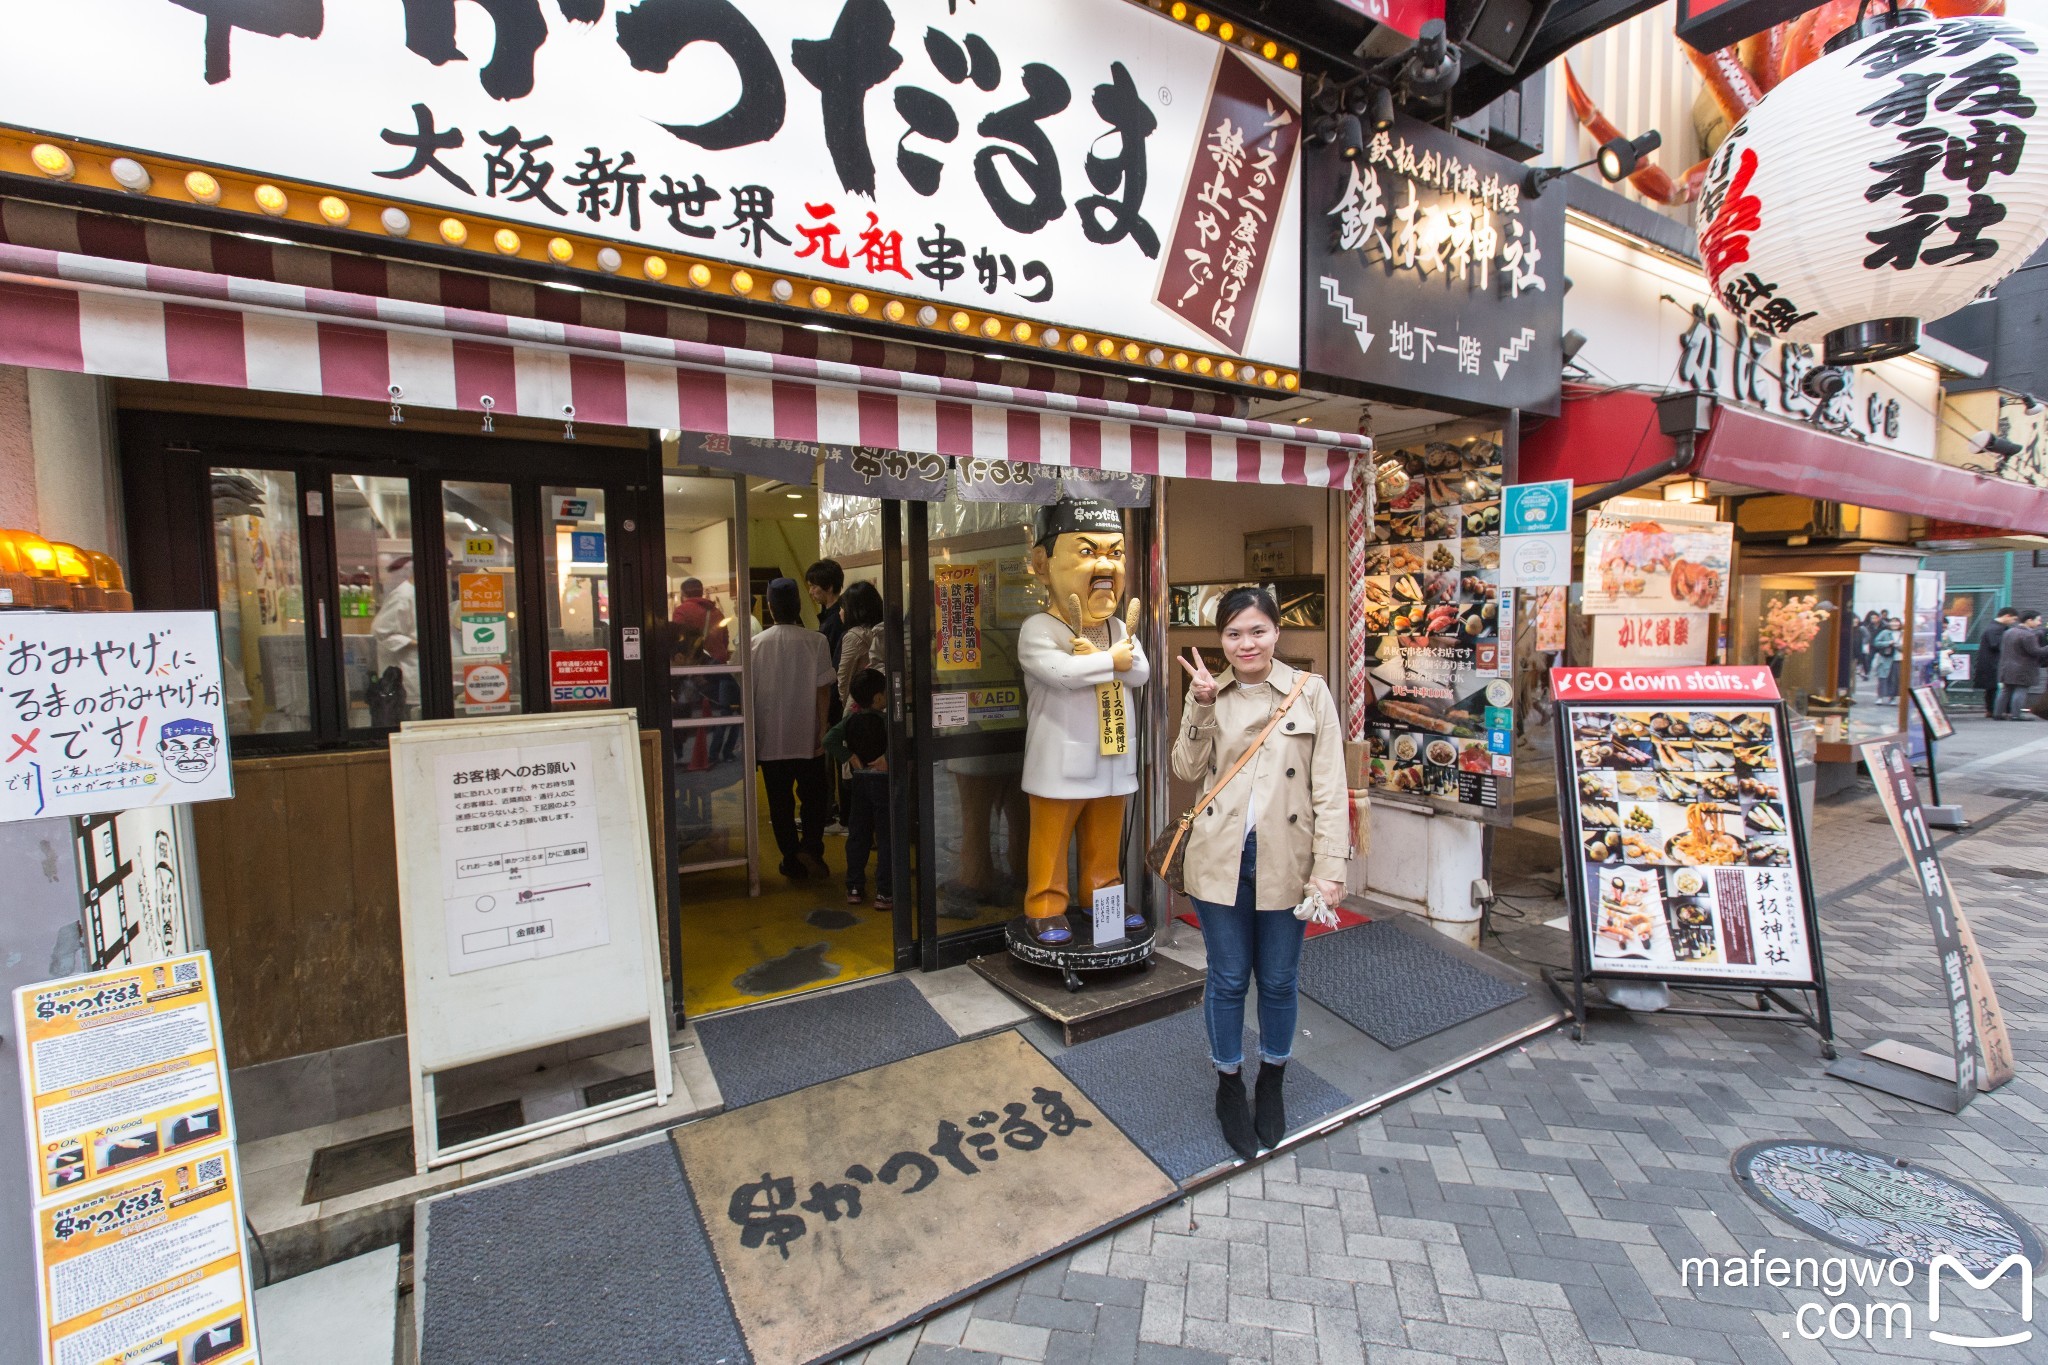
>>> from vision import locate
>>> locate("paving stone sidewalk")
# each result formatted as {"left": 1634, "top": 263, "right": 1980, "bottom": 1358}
{"left": 854, "top": 719, "right": 2048, "bottom": 1365}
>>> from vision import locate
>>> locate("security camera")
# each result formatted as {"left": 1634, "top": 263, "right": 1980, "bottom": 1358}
{"left": 1969, "top": 429, "right": 2024, "bottom": 458}
{"left": 1800, "top": 366, "right": 1849, "bottom": 403}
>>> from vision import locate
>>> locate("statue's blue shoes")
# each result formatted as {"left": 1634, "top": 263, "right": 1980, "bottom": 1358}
{"left": 1030, "top": 916, "right": 1073, "bottom": 945}
{"left": 1125, "top": 912, "right": 1147, "bottom": 931}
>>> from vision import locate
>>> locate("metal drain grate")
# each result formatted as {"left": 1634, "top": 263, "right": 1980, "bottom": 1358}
{"left": 1986, "top": 866, "right": 2048, "bottom": 880}
{"left": 1734, "top": 1141, "right": 2042, "bottom": 1272}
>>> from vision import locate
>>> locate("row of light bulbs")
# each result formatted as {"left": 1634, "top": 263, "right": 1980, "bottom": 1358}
{"left": 1156, "top": 1, "right": 1299, "bottom": 69}
{"left": 22, "top": 139, "right": 1299, "bottom": 391}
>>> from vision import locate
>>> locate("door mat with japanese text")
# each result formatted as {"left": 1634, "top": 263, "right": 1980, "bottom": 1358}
{"left": 672, "top": 1031, "right": 1177, "bottom": 1365}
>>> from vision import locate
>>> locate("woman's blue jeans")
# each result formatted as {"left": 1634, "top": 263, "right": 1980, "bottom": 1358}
{"left": 1192, "top": 832, "right": 1307, "bottom": 1071}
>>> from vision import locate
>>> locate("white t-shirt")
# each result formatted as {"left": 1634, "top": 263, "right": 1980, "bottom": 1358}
{"left": 750, "top": 625, "right": 835, "bottom": 762}
{"left": 1237, "top": 679, "right": 1274, "bottom": 837}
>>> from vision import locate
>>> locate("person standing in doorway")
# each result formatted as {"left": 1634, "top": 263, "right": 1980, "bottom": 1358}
{"left": 1171, "top": 587, "right": 1350, "bottom": 1162}
{"left": 1975, "top": 606, "right": 2018, "bottom": 717}
{"left": 369, "top": 555, "right": 419, "bottom": 718}
{"left": 751, "top": 578, "right": 835, "bottom": 879}
{"left": 835, "top": 580, "right": 886, "bottom": 708}
{"left": 826, "top": 668, "right": 893, "bottom": 910}
{"left": 807, "top": 559, "right": 849, "bottom": 833}
{"left": 1995, "top": 609, "right": 2045, "bottom": 720}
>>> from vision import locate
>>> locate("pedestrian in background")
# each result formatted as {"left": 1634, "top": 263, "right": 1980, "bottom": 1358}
{"left": 1855, "top": 610, "right": 1880, "bottom": 683}
{"left": 1171, "top": 587, "right": 1350, "bottom": 1162}
{"left": 1975, "top": 606, "right": 2018, "bottom": 717}
{"left": 806, "top": 558, "right": 849, "bottom": 832}
{"left": 1995, "top": 609, "right": 2045, "bottom": 721}
{"left": 1873, "top": 615, "right": 1902, "bottom": 702}
{"left": 751, "top": 577, "right": 835, "bottom": 879}
{"left": 825, "top": 668, "right": 893, "bottom": 911}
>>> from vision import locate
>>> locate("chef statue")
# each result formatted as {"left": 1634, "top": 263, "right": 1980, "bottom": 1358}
{"left": 1018, "top": 497, "right": 1150, "bottom": 947}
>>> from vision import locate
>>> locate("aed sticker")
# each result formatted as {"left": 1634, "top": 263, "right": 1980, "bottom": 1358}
{"left": 462, "top": 662, "right": 512, "bottom": 707}
{"left": 462, "top": 535, "right": 498, "bottom": 562}
{"left": 460, "top": 615, "right": 506, "bottom": 657}
{"left": 1484, "top": 679, "right": 1514, "bottom": 708}
{"left": 969, "top": 686, "right": 1022, "bottom": 721}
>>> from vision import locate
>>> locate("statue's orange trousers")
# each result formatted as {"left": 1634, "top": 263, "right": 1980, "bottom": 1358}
{"left": 1025, "top": 794, "right": 1126, "bottom": 921}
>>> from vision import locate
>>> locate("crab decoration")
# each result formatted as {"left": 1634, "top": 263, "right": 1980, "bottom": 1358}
{"left": 1564, "top": 0, "right": 2010, "bottom": 206}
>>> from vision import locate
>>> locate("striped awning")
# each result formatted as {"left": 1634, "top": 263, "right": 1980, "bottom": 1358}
{"left": 0, "top": 244, "right": 1368, "bottom": 487}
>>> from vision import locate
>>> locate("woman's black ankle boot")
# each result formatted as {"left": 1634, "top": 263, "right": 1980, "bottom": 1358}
{"left": 1254, "top": 1062, "right": 1287, "bottom": 1149}
{"left": 1215, "top": 1070, "right": 1259, "bottom": 1161}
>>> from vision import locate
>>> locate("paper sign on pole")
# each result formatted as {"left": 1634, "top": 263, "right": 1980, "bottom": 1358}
{"left": 14, "top": 952, "right": 260, "bottom": 1365}
{"left": 0, "top": 612, "right": 232, "bottom": 824}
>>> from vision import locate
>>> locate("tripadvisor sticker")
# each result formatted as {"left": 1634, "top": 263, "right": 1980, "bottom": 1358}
{"left": 1485, "top": 678, "right": 1514, "bottom": 708}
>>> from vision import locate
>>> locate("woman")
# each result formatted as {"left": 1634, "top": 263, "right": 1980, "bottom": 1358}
{"left": 1854, "top": 610, "right": 1880, "bottom": 682}
{"left": 1172, "top": 587, "right": 1351, "bottom": 1161}
{"left": 1872, "top": 615, "right": 1901, "bottom": 701}
{"left": 835, "top": 580, "right": 886, "bottom": 707}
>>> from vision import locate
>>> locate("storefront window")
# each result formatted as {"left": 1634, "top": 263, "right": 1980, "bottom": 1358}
{"left": 209, "top": 467, "right": 310, "bottom": 735}
{"left": 544, "top": 486, "right": 611, "bottom": 710}
{"left": 333, "top": 475, "right": 418, "bottom": 730}
{"left": 444, "top": 481, "right": 522, "bottom": 715}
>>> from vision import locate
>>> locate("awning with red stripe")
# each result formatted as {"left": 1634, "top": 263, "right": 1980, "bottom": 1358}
{"left": 0, "top": 244, "right": 1367, "bottom": 487}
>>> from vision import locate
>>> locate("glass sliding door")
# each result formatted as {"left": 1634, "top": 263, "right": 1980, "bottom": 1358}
{"left": 442, "top": 481, "right": 522, "bottom": 716}
{"left": 331, "top": 473, "right": 419, "bottom": 730}
{"left": 208, "top": 467, "right": 313, "bottom": 738}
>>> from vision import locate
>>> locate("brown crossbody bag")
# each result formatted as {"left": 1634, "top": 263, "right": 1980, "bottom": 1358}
{"left": 1146, "top": 671, "right": 1313, "bottom": 895}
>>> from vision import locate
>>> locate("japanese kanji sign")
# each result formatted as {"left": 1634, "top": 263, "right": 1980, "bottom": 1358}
{"left": 0, "top": 0, "right": 1302, "bottom": 366}
{"left": 1305, "top": 113, "right": 1564, "bottom": 412}
{"left": 1860, "top": 738, "right": 2013, "bottom": 1103}
{"left": 933, "top": 564, "right": 982, "bottom": 672}
{"left": 671, "top": 1032, "right": 1175, "bottom": 1365}
{"left": 1, "top": 612, "right": 232, "bottom": 824}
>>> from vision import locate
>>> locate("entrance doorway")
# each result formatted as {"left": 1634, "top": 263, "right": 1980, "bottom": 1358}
{"left": 662, "top": 467, "right": 906, "bottom": 1017}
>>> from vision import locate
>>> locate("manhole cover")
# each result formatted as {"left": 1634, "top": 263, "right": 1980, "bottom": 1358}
{"left": 1734, "top": 1141, "right": 2043, "bottom": 1272}
{"left": 1986, "top": 866, "right": 2048, "bottom": 881}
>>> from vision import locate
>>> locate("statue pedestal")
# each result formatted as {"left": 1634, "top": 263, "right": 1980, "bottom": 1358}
{"left": 1004, "top": 913, "right": 1155, "bottom": 994}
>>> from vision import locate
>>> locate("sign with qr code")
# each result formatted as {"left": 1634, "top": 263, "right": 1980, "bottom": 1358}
{"left": 13, "top": 952, "right": 261, "bottom": 1365}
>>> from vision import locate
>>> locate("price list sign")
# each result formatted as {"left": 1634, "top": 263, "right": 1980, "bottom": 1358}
{"left": 1551, "top": 667, "right": 1826, "bottom": 992}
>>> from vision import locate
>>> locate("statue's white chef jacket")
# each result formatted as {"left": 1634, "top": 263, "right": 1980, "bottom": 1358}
{"left": 1018, "top": 611, "right": 1150, "bottom": 800}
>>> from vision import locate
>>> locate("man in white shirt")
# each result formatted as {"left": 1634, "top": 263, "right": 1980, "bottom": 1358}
{"left": 751, "top": 578, "right": 835, "bottom": 879}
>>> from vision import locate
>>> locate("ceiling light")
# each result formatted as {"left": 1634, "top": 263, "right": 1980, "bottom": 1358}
{"left": 786, "top": 491, "right": 803, "bottom": 499}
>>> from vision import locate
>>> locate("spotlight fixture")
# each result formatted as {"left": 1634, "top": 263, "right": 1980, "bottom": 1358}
{"left": 1560, "top": 329, "right": 1589, "bottom": 370}
{"left": 1334, "top": 113, "right": 1366, "bottom": 161}
{"left": 1970, "top": 429, "right": 2024, "bottom": 459}
{"left": 1369, "top": 85, "right": 1396, "bottom": 133}
{"left": 1523, "top": 128, "right": 1663, "bottom": 199}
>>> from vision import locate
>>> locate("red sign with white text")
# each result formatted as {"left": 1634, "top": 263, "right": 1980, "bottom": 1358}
{"left": 1551, "top": 665, "right": 1780, "bottom": 703}
{"left": 548, "top": 650, "right": 611, "bottom": 704}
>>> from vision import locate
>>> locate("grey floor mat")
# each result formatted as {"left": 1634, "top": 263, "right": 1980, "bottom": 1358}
{"left": 693, "top": 976, "right": 958, "bottom": 1109}
{"left": 1299, "top": 919, "right": 1527, "bottom": 1049}
{"left": 1048, "top": 1009, "right": 1353, "bottom": 1183}
{"left": 419, "top": 1142, "right": 748, "bottom": 1365}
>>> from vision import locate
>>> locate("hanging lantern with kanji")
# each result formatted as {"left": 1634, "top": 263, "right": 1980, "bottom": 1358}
{"left": 1697, "top": 11, "right": 2048, "bottom": 366}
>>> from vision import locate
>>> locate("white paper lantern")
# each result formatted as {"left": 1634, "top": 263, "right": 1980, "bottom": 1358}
{"left": 1697, "top": 13, "right": 2048, "bottom": 364}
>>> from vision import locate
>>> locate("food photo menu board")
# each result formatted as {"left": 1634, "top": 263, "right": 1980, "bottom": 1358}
{"left": 1362, "top": 435, "right": 1516, "bottom": 819}
{"left": 1551, "top": 666, "right": 1823, "bottom": 987}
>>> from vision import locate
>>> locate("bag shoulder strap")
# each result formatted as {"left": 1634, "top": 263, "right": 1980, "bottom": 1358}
{"left": 1183, "top": 670, "right": 1314, "bottom": 821}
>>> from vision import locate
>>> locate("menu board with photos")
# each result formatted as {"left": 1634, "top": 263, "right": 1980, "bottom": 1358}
{"left": 1362, "top": 435, "right": 1515, "bottom": 818}
{"left": 1552, "top": 666, "right": 1822, "bottom": 986}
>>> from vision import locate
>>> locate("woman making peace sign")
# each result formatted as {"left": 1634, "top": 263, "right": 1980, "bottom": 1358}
{"left": 1171, "top": 587, "right": 1351, "bottom": 1161}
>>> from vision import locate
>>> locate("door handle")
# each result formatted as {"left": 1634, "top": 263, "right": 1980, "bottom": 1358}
{"left": 317, "top": 599, "right": 328, "bottom": 639}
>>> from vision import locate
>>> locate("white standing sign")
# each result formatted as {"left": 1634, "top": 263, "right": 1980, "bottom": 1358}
{"left": 392, "top": 711, "right": 669, "bottom": 1172}
{"left": 0, "top": 0, "right": 1303, "bottom": 366}
{"left": 1091, "top": 883, "right": 1126, "bottom": 947}
{"left": 0, "top": 612, "right": 232, "bottom": 825}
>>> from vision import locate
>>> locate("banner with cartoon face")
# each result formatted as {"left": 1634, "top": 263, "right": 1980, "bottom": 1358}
{"left": 1, "top": 612, "right": 233, "bottom": 823}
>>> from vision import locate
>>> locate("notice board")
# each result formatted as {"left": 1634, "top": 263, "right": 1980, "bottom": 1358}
{"left": 13, "top": 953, "right": 259, "bottom": 1365}
{"left": 390, "top": 711, "right": 670, "bottom": 1170}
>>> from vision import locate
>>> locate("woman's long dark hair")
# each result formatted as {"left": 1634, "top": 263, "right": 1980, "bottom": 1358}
{"left": 1216, "top": 585, "right": 1280, "bottom": 632}
{"left": 841, "top": 579, "right": 885, "bottom": 629}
